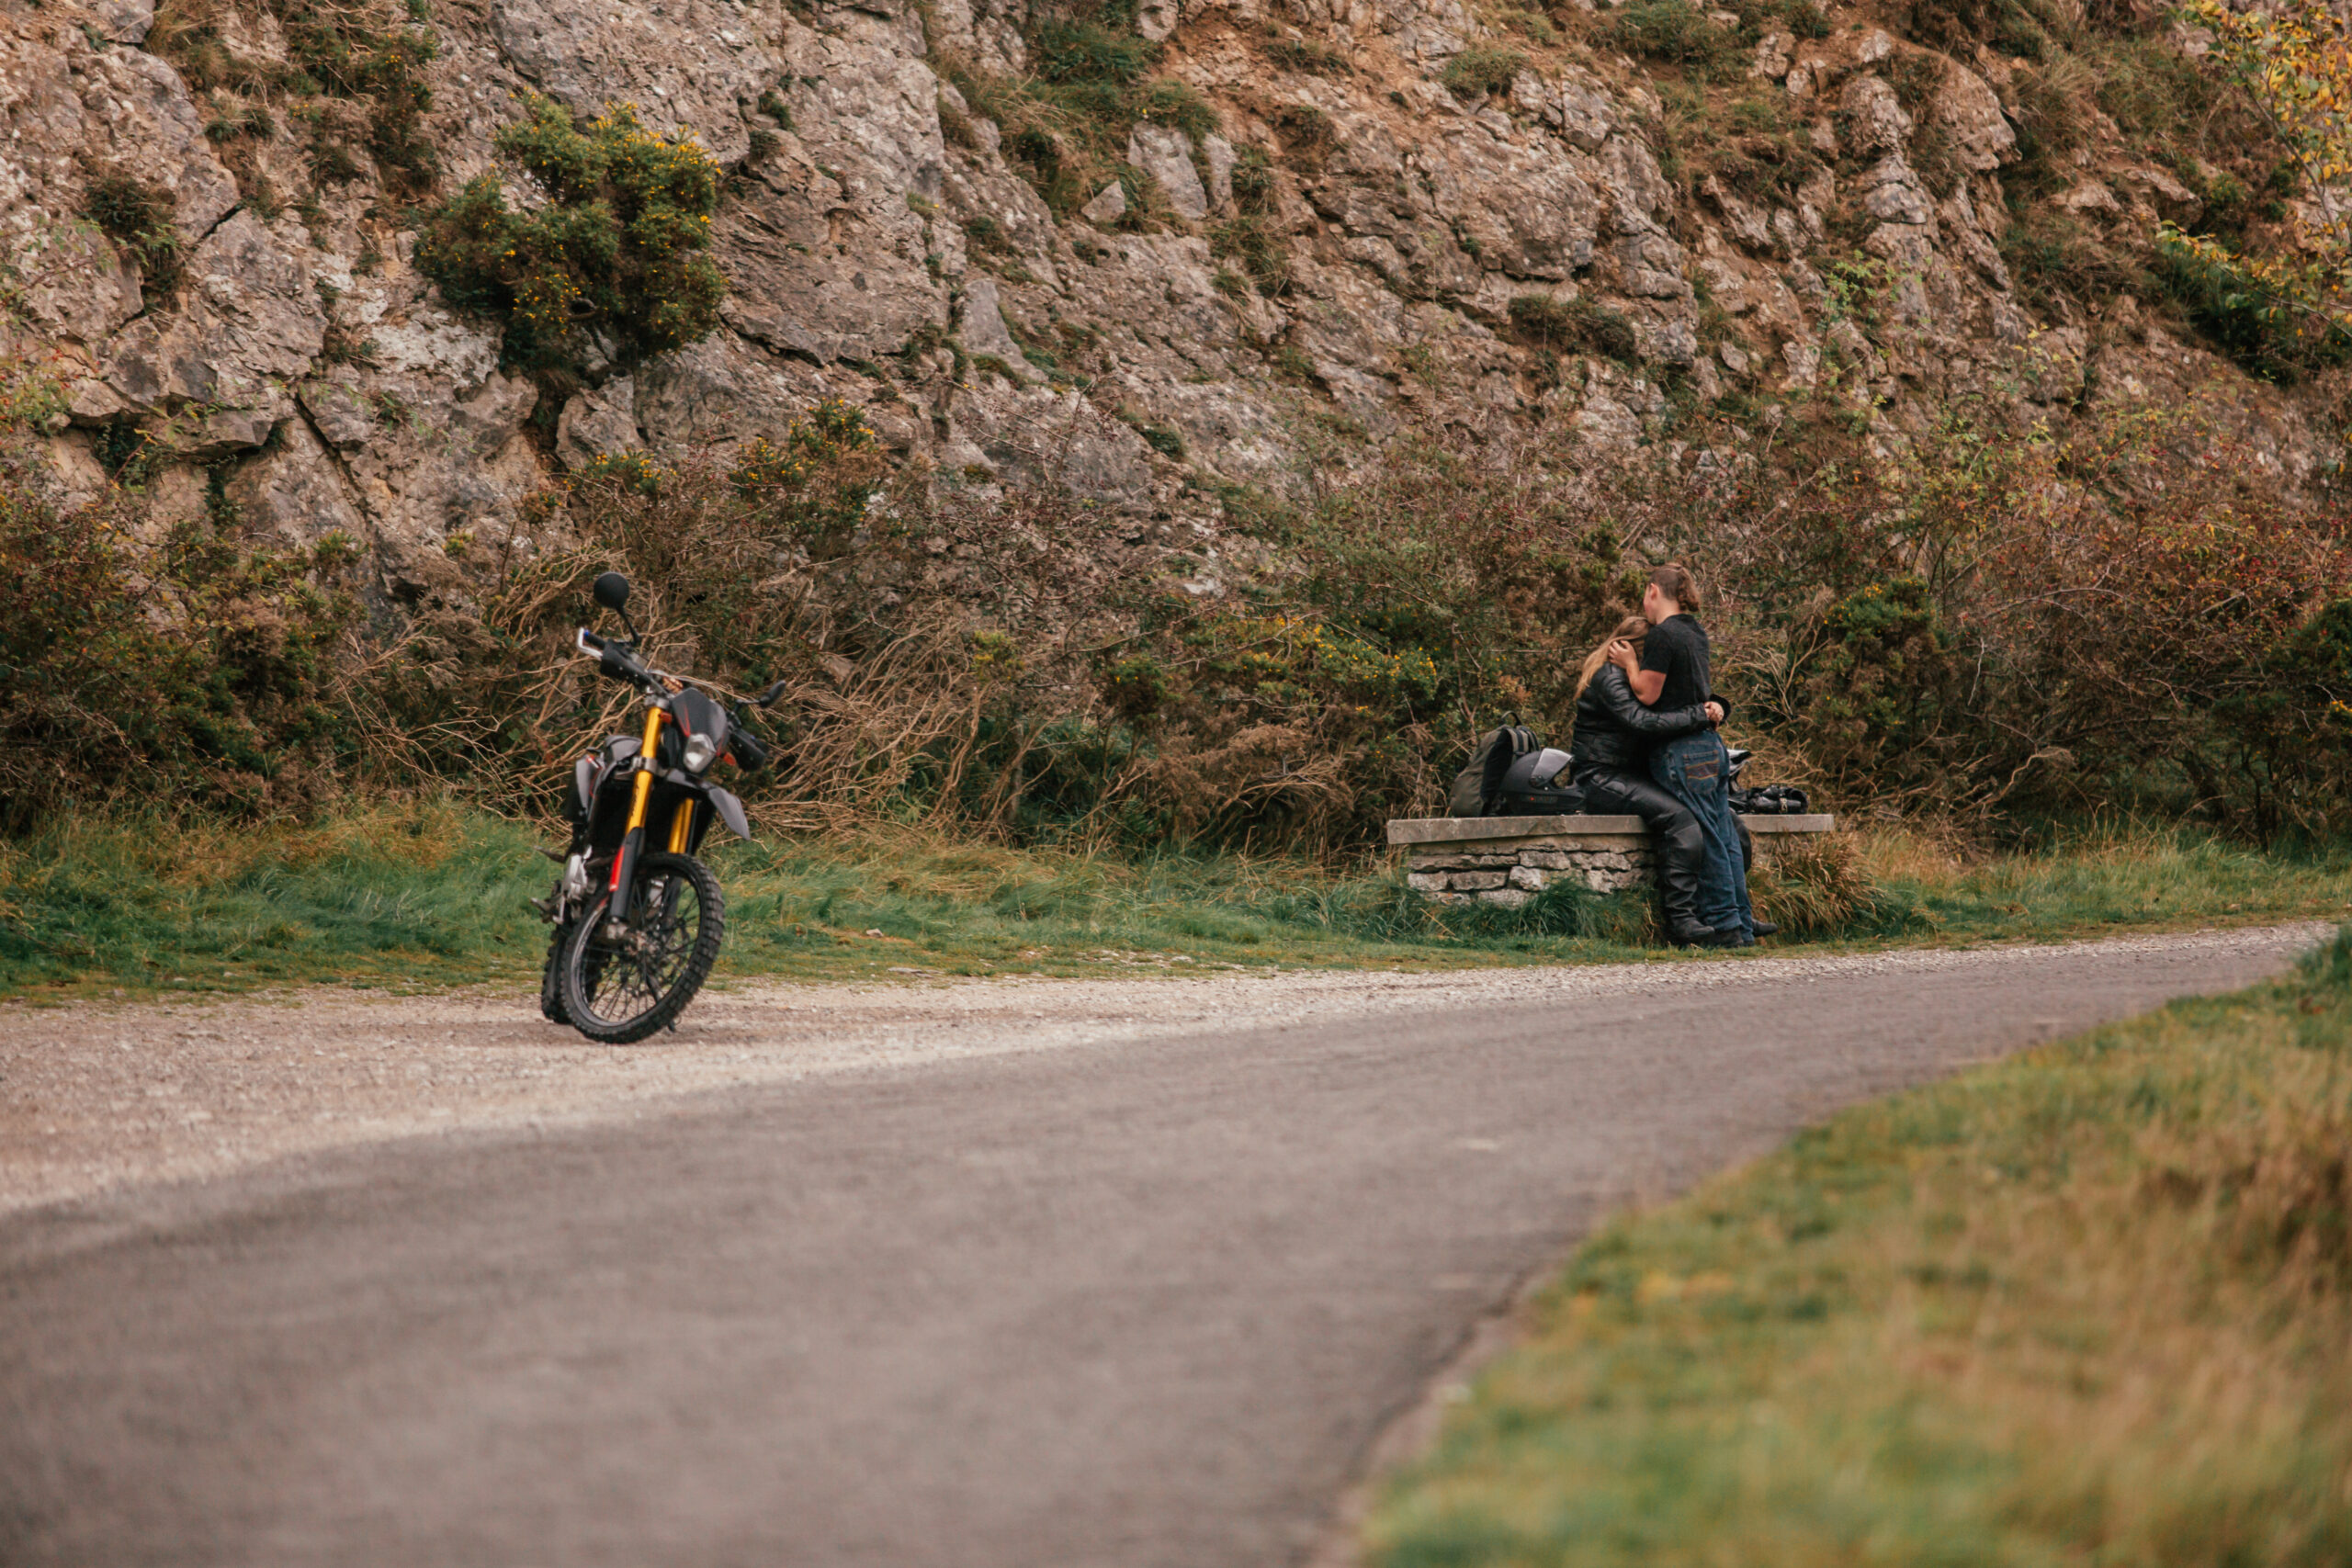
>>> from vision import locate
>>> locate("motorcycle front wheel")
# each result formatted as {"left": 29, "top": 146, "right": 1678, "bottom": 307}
{"left": 539, "top": 922, "right": 572, "bottom": 1024}
{"left": 559, "top": 851, "right": 726, "bottom": 1043}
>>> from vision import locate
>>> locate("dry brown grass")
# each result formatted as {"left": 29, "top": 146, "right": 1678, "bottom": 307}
{"left": 1748, "top": 831, "right": 1876, "bottom": 936}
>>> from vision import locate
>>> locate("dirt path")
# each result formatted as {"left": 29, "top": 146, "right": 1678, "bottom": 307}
{"left": 2, "top": 925, "right": 2326, "bottom": 1217}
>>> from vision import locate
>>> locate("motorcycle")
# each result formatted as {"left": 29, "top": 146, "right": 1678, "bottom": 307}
{"left": 534, "top": 571, "right": 783, "bottom": 1042}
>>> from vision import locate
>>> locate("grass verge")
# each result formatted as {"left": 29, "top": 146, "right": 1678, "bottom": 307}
{"left": 1, "top": 805, "right": 2348, "bottom": 1001}
{"left": 1364, "top": 929, "right": 2352, "bottom": 1567}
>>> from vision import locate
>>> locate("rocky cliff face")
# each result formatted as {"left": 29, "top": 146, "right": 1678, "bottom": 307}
{"left": 5, "top": 0, "right": 2339, "bottom": 615}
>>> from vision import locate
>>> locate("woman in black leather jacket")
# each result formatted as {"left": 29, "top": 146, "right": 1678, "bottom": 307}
{"left": 1569, "top": 615, "right": 1736, "bottom": 947}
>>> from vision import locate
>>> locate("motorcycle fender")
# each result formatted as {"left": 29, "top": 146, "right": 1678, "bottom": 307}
{"left": 707, "top": 787, "right": 752, "bottom": 842}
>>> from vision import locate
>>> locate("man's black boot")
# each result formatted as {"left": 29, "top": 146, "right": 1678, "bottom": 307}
{"left": 1751, "top": 919, "right": 1780, "bottom": 938}
{"left": 1670, "top": 920, "right": 1742, "bottom": 948}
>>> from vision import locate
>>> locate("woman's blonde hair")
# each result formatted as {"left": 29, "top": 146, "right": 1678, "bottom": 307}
{"left": 1575, "top": 615, "right": 1651, "bottom": 702}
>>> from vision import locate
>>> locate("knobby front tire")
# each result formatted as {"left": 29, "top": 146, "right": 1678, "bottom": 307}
{"left": 559, "top": 851, "right": 726, "bottom": 1043}
{"left": 539, "top": 923, "right": 572, "bottom": 1025}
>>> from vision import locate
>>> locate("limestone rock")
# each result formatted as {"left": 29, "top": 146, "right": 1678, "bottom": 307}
{"left": 944, "top": 381, "right": 1155, "bottom": 506}
{"left": 635, "top": 331, "right": 840, "bottom": 452}
{"left": 15, "top": 227, "right": 139, "bottom": 348}
{"left": 2061, "top": 180, "right": 2123, "bottom": 215}
{"left": 557, "top": 378, "right": 642, "bottom": 469}
{"left": 956, "top": 276, "right": 1035, "bottom": 379}
{"left": 1201, "top": 132, "right": 1237, "bottom": 211}
{"left": 1128, "top": 124, "right": 1208, "bottom": 220}
{"left": 1080, "top": 182, "right": 1128, "bottom": 225}
{"left": 1839, "top": 74, "right": 1913, "bottom": 157}
{"left": 102, "top": 211, "right": 326, "bottom": 416}
{"left": 716, "top": 10, "right": 948, "bottom": 361}
{"left": 490, "top": 0, "right": 780, "bottom": 165}
{"left": 224, "top": 417, "right": 370, "bottom": 547}
{"left": 1933, "top": 62, "right": 2017, "bottom": 171}
{"left": 1860, "top": 156, "right": 1935, "bottom": 226}
{"left": 93, "top": 0, "right": 153, "bottom": 43}
{"left": 1422, "top": 122, "right": 1601, "bottom": 280}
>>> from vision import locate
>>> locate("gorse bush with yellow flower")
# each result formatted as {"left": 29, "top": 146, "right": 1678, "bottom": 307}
{"left": 414, "top": 94, "right": 726, "bottom": 372}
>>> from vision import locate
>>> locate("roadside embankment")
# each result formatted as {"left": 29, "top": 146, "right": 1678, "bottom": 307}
{"left": 5, "top": 804, "right": 2351, "bottom": 1002}
{"left": 1362, "top": 926, "right": 2352, "bottom": 1568}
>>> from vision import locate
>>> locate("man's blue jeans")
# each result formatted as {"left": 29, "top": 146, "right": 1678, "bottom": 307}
{"left": 1650, "top": 731, "right": 1753, "bottom": 941}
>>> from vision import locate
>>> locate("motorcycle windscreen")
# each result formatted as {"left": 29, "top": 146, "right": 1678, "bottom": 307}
{"left": 672, "top": 688, "right": 729, "bottom": 751}
{"left": 706, "top": 787, "right": 752, "bottom": 842}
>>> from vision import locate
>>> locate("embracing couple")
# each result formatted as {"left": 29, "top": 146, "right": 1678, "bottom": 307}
{"left": 1566, "top": 563, "right": 1774, "bottom": 950}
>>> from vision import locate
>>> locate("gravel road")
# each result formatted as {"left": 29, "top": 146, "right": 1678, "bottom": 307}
{"left": 0, "top": 924, "right": 2326, "bottom": 1566}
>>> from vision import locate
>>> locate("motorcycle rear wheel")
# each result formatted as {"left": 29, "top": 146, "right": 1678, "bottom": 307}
{"left": 559, "top": 851, "right": 725, "bottom": 1043}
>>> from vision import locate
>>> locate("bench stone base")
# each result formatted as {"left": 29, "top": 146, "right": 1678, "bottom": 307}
{"left": 1386, "top": 814, "right": 1836, "bottom": 908}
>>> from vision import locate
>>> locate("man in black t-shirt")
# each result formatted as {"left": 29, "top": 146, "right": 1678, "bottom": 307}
{"left": 1625, "top": 563, "right": 1758, "bottom": 946}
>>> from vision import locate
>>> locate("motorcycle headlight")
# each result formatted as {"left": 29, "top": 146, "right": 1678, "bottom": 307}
{"left": 683, "top": 731, "right": 720, "bottom": 773}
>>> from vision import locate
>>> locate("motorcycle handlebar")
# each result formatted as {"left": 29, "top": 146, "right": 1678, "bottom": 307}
{"left": 577, "top": 627, "right": 662, "bottom": 690}
{"left": 577, "top": 628, "right": 776, "bottom": 719}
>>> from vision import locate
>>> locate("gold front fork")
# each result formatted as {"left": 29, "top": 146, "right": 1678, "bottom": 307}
{"left": 665, "top": 801, "right": 695, "bottom": 852}
{"left": 622, "top": 703, "right": 664, "bottom": 835}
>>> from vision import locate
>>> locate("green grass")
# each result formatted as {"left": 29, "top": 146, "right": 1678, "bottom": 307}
{"left": 1, "top": 806, "right": 2349, "bottom": 1001}
{"left": 0, "top": 802, "right": 1661, "bottom": 1000}
{"left": 1364, "top": 931, "right": 2352, "bottom": 1568}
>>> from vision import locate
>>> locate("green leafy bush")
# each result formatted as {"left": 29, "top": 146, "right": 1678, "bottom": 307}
{"left": 1780, "top": 577, "right": 1970, "bottom": 800}
{"left": 413, "top": 95, "right": 726, "bottom": 371}
{"left": 0, "top": 460, "right": 356, "bottom": 826}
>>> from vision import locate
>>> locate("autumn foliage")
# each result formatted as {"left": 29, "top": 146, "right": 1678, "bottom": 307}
{"left": 2158, "top": 0, "right": 2352, "bottom": 364}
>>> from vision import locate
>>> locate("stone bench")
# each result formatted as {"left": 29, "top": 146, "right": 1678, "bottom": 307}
{"left": 1386, "top": 813, "right": 1838, "bottom": 907}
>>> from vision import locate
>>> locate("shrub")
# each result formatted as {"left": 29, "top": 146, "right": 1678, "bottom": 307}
{"left": 281, "top": 0, "right": 439, "bottom": 190}
{"left": 0, "top": 461, "right": 357, "bottom": 826}
{"left": 1508, "top": 294, "right": 1639, "bottom": 363}
{"left": 1498, "top": 7, "right": 1561, "bottom": 45}
{"left": 1999, "top": 209, "right": 2156, "bottom": 313}
{"left": 1264, "top": 35, "right": 1351, "bottom": 74}
{"left": 1272, "top": 103, "right": 1337, "bottom": 170}
{"left": 1211, "top": 149, "right": 1289, "bottom": 294}
{"left": 1598, "top": 2, "right": 1741, "bottom": 76}
{"left": 2155, "top": 243, "right": 2352, "bottom": 384}
{"left": 1441, "top": 46, "right": 1527, "bottom": 98}
{"left": 413, "top": 95, "right": 727, "bottom": 371}
{"left": 1681, "top": 396, "right": 2352, "bottom": 831}
{"left": 1031, "top": 17, "right": 1159, "bottom": 85}
{"left": 81, "top": 168, "right": 182, "bottom": 301}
